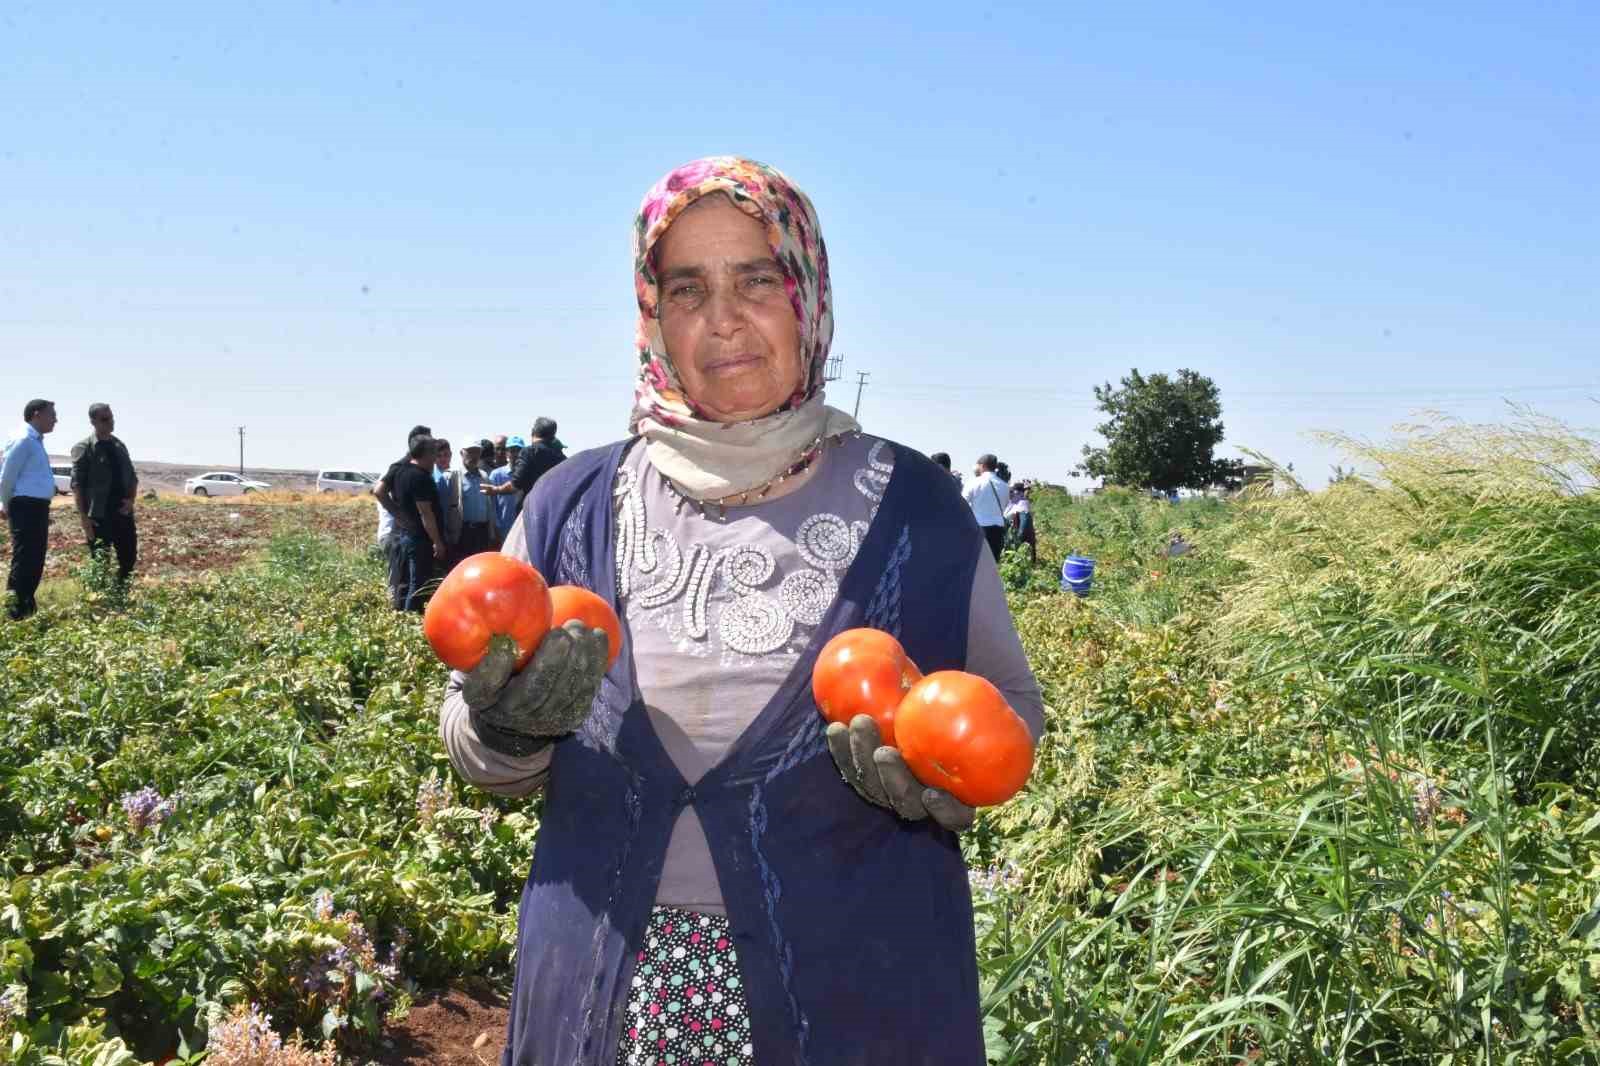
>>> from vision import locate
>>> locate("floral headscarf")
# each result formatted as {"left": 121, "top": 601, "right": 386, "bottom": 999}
{"left": 630, "top": 156, "right": 833, "bottom": 429}
{"left": 628, "top": 157, "right": 857, "bottom": 502}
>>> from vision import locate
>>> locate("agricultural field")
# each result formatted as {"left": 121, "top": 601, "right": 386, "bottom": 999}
{"left": 3, "top": 420, "right": 1599, "bottom": 1064}
{"left": 17, "top": 495, "right": 375, "bottom": 585}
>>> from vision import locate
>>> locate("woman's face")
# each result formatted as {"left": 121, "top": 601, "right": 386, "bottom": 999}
{"left": 654, "top": 195, "right": 803, "bottom": 423}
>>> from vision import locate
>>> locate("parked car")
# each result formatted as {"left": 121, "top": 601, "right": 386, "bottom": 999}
{"left": 316, "top": 469, "right": 376, "bottom": 495}
{"left": 51, "top": 464, "right": 73, "bottom": 496}
{"left": 184, "top": 472, "right": 271, "bottom": 497}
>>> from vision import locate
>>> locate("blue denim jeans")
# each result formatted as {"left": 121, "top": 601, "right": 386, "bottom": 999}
{"left": 388, "top": 529, "right": 434, "bottom": 612}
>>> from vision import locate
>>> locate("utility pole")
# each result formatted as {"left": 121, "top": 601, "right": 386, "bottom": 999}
{"left": 852, "top": 371, "right": 870, "bottom": 420}
{"left": 237, "top": 426, "right": 245, "bottom": 476}
{"left": 824, "top": 351, "right": 844, "bottom": 383}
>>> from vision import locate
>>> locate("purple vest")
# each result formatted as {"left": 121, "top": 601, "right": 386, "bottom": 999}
{"left": 503, "top": 438, "right": 986, "bottom": 1065}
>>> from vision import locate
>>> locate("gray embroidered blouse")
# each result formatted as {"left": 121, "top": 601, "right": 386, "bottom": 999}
{"left": 439, "top": 433, "right": 1043, "bottom": 913}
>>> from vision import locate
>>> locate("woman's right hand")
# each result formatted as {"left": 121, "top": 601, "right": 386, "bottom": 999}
{"left": 460, "top": 619, "right": 611, "bottom": 756}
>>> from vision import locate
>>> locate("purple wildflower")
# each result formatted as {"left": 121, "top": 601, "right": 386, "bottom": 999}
{"left": 0, "top": 985, "right": 24, "bottom": 1028}
{"left": 206, "top": 1002, "right": 336, "bottom": 1066}
{"left": 967, "top": 861, "right": 1024, "bottom": 898}
{"left": 415, "top": 776, "right": 451, "bottom": 827}
{"left": 120, "top": 786, "right": 177, "bottom": 831}
{"left": 1412, "top": 778, "right": 1444, "bottom": 827}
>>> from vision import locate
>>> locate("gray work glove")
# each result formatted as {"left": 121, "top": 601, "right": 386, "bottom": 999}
{"left": 460, "top": 620, "right": 610, "bottom": 757}
{"left": 826, "top": 714, "right": 975, "bottom": 832}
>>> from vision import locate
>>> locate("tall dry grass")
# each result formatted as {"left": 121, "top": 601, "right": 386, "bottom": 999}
{"left": 975, "top": 414, "right": 1600, "bottom": 1063}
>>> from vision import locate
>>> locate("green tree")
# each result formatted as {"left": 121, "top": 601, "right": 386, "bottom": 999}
{"left": 1076, "top": 369, "right": 1242, "bottom": 493}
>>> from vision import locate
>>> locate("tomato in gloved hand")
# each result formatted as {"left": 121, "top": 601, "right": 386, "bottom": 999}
{"left": 423, "top": 552, "right": 552, "bottom": 671}
{"left": 811, "top": 628, "right": 922, "bottom": 746}
{"left": 895, "top": 671, "right": 1034, "bottom": 807}
{"left": 548, "top": 585, "right": 623, "bottom": 667}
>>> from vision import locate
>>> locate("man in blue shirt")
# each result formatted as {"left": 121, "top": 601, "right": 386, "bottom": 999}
{"left": 451, "top": 440, "right": 496, "bottom": 563}
{"left": 487, "top": 435, "right": 525, "bottom": 547}
{"left": 0, "top": 399, "right": 60, "bottom": 620}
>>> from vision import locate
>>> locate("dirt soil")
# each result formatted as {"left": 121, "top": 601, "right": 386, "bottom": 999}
{"left": 0, "top": 494, "right": 375, "bottom": 581}
{"left": 365, "top": 986, "right": 509, "bottom": 1066}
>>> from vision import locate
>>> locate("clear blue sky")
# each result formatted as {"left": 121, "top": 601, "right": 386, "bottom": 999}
{"left": 4, "top": 2, "right": 1596, "bottom": 485}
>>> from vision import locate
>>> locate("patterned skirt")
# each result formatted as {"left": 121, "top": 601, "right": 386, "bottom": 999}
{"left": 616, "top": 906, "right": 755, "bottom": 1066}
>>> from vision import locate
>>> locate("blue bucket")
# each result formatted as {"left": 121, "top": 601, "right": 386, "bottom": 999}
{"left": 1060, "top": 555, "right": 1095, "bottom": 597}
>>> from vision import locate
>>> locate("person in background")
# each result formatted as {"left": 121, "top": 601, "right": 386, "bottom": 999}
{"left": 929, "top": 450, "right": 961, "bottom": 485}
{"left": 374, "top": 424, "right": 432, "bottom": 605}
{"left": 70, "top": 402, "right": 139, "bottom": 587}
{"left": 375, "top": 498, "right": 395, "bottom": 555}
{"left": 963, "top": 452, "right": 1010, "bottom": 561}
{"left": 1004, "top": 480, "right": 1037, "bottom": 564}
{"left": 451, "top": 441, "right": 497, "bottom": 563}
{"left": 388, "top": 434, "right": 447, "bottom": 611}
{"left": 488, "top": 435, "right": 525, "bottom": 545}
{"left": 487, "top": 416, "right": 566, "bottom": 502}
{"left": 432, "top": 438, "right": 460, "bottom": 560}
{"left": 477, "top": 439, "right": 499, "bottom": 479}
{"left": 1, "top": 399, "right": 59, "bottom": 620}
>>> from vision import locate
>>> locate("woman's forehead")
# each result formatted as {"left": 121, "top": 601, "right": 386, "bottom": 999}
{"left": 655, "top": 198, "right": 774, "bottom": 266}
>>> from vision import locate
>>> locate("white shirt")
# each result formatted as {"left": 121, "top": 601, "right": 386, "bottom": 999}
{"left": 963, "top": 470, "right": 1010, "bottom": 527}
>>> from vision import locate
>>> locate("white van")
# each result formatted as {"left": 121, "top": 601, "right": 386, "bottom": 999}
{"left": 317, "top": 470, "right": 375, "bottom": 495}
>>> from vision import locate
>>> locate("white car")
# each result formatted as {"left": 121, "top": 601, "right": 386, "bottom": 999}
{"left": 185, "top": 472, "right": 271, "bottom": 497}
{"left": 316, "top": 469, "right": 376, "bottom": 495}
{"left": 51, "top": 464, "right": 73, "bottom": 496}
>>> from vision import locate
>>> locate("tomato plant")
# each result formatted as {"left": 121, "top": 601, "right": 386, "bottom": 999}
{"left": 895, "top": 671, "right": 1034, "bottom": 807}
{"left": 548, "top": 585, "right": 623, "bottom": 667}
{"left": 423, "top": 552, "right": 552, "bottom": 671}
{"left": 811, "top": 628, "right": 922, "bottom": 746}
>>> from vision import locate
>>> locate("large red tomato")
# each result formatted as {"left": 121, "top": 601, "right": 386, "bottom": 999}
{"left": 895, "top": 671, "right": 1034, "bottom": 807}
{"left": 423, "top": 553, "right": 552, "bottom": 671}
{"left": 548, "top": 585, "right": 623, "bottom": 667}
{"left": 811, "top": 628, "right": 922, "bottom": 746}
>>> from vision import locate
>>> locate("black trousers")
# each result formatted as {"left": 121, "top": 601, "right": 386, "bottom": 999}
{"left": 90, "top": 511, "right": 138, "bottom": 583}
{"left": 455, "top": 521, "right": 493, "bottom": 564}
{"left": 982, "top": 524, "right": 1006, "bottom": 563}
{"left": 5, "top": 496, "right": 50, "bottom": 619}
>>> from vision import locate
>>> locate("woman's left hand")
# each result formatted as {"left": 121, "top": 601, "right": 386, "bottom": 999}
{"left": 825, "top": 715, "right": 975, "bottom": 832}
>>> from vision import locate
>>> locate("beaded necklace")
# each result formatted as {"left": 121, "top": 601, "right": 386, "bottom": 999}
{"left": 659, "top": 431, "right": 856, "bottom": 519}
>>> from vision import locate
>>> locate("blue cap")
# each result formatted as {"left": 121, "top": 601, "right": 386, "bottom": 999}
{"left": 507, "top": 435, "right": 528, "bottom": 448}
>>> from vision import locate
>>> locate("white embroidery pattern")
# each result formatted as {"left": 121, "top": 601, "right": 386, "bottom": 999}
{"left": 854, "top": 440, "right": 893, "bottom": 513}
{"left": 615, "top": 439, "right": 894, "bottom": 662}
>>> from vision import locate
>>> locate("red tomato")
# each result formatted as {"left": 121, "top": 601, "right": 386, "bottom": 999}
{"left": 811, "top": 628, "right": 922, "bottom": 746}
{"left": 548, "top": 585, "right": 623, "bottom": 667}
{"left": 895, "top": 671, "right": 1034, "bottom": 807}
{"left": 423, "top": 552, "right": 552, "bottom": 671}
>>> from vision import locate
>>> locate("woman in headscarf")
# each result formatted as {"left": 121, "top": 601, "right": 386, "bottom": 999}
{"left": 439, "top": 157, "right": 1043, "bottom": 1066}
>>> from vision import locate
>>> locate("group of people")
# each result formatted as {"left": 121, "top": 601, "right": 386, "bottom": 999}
{"left": 2, "top": 398, "right": 139, "bottom": 620}
{"left": 372, "top": 419, "right": 566, "bottom": 612}
{"left": 930, "top": 450, "right": 1037, "bottom": 563}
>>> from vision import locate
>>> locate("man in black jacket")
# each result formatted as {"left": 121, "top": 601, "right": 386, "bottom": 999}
{"left": 486, "top": 416, "right": 566, "bottom": 502}
{"left": 71, "top": 403, "right": 139, "bottom": 585}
